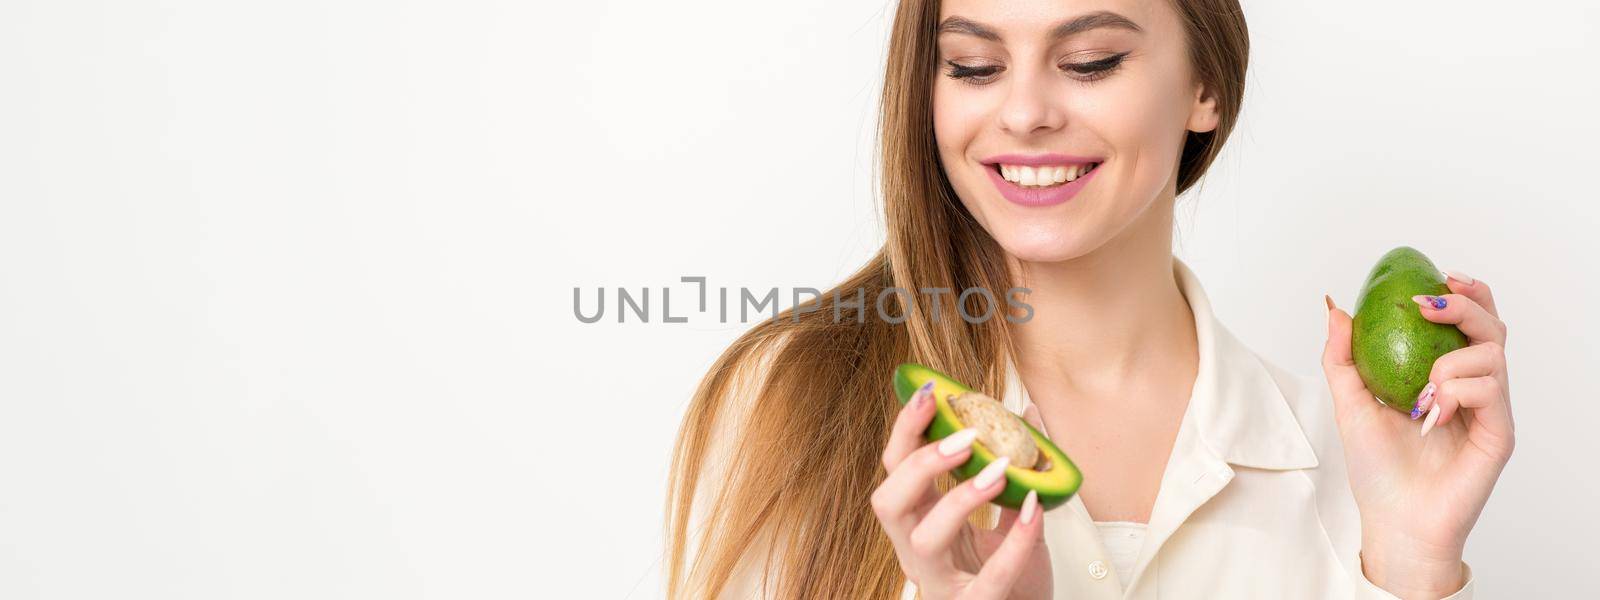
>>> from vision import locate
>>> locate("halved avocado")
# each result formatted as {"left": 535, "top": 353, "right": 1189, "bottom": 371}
{"left": 892, "top": 363, "right": 1082, "bottom": 511}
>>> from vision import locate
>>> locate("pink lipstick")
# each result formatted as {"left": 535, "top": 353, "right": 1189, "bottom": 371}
{"left": 980, "top": 154, "right": 1103, "bottom": 207}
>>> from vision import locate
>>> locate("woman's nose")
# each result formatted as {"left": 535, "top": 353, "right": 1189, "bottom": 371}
{"left": 998, "top": 70, "right": 1066, "bottom": 135}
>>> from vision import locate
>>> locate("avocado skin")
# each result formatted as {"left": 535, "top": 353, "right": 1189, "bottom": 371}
{"left": 1350, "top": 247, "right": 1470, "bottom": 413}
{"left": 891, "top": 363, "right": 1082, "bottom": 510}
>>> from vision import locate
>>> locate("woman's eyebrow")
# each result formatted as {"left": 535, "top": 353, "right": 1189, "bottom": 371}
{"left": 937, "top": 11, "right": 1143, "bottom": 43}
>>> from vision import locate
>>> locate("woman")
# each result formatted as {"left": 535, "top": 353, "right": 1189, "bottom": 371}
{"left": 665, "top": 0, "right": 1513, "bottom": 598}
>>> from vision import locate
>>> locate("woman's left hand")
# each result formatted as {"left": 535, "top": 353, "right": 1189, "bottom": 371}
{"left": 1321, "top": 271, "right": 1515, "bottom": 598}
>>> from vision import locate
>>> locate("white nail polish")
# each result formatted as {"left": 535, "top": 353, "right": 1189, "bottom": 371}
{"left": 1020, "top": 489, "right": 1040, "bottom": 525}
{"left": 938, "top": 428, "right": 978, "bottom": 456}
{"left": 1420, "top": 403, "right": 1441, "bottom": 437}
{"left": 1443, "top": 269, "right": 1475, "bottom": 286}
{"left": 973, "top": 456, "right": 1012, "bottom": 489}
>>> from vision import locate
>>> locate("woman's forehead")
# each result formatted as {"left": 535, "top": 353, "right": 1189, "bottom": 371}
{"left": 935, "top": 0, "right": 1176, "bottom": 42}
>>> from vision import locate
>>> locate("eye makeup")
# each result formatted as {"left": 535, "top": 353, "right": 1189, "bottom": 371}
{"left": 941, "top": 51, "right": 1131, "bottom": 85}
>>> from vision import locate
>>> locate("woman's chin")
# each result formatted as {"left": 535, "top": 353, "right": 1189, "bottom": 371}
{"left": 992, "top": 229, "right": 1085, "bottom": 264}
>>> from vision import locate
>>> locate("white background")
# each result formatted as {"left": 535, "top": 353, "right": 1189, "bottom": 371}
{"left": 2, "top": 0, "right": 1596, "bottom": 598}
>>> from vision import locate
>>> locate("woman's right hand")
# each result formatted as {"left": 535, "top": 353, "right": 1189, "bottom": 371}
{"left": 871, "top": 381, "right": 1053, "bottom": 600}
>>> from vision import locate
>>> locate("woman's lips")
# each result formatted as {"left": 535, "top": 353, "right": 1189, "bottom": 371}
{"left": 983, "top": 161, "right": 1101, "bottom": 207}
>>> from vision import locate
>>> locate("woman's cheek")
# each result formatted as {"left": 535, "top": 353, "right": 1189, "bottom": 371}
{"left": 933, "top": 89, "right": 992, "bottom": 144}
{"left": 934, "top": 93, "right": 997, "bottom": 192}
{"left": 1083, "top": 84, "right": 1188, "bottom": 197}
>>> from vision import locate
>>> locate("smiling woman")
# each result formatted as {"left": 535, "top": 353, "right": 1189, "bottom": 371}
{"left": 665, "top": 0, "right": 1503, "bottom": 599}
{"left": 930, "top": 4, "right": 1243, "bottom": 263}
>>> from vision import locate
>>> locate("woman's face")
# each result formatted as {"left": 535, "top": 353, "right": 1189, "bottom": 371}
{"left": 933, "top": 0, "right": 1220, "bottom": 263}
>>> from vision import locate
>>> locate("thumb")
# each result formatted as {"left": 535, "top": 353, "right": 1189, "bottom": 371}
{"left": 1322, "top": 295, "right": 1378, "bottom": 421}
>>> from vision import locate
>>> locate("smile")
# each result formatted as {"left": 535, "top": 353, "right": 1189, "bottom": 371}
{"left": 995, "top": 162, "right": 1100, "bottom": 188}
{"left": 980, "top": 154, "right": 1104, "bottom": 207}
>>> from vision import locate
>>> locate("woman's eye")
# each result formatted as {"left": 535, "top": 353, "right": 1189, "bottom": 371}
{"left": 944, "top": 52, "right": 1129, "bottom": 86}
{"left": 944, "top": 61, "right": 1002, "bottom": 84}
{"left": 1061, "top": 52, "right": 1129, "bottom": 81}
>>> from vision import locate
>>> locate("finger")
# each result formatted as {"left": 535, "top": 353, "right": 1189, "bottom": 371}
{"left": 883, "top": 381, "right": 939, "bottom": 472}
{"left": 1422, "top": 376, "right": 1512, "bottom": 446}
{"left": 1411, "top": 293, "right": 1507, "bottom": 347}
{"left": 1432, "top": 376, "right": 1511, "bottom": 431}
{"left": 908, "top": 456, "right": 1012, "bottom": 564}
{"left": 967, "top": 490, "right": 1044, "bottom": 599}
{"left": 1428, "top": 341, "right": 1504, "bottom": 383}
{"left": 1441, "top": 269, "right": 1498, "bottom": 319}
{"left": 995, "top": 506, "right": 1021, "bottom": 533}
{"left": 872, "top": 429, "right": 978, "bottom": 536}
{"left": 1322, "top": 295, "right": 1382, "bottom": 422}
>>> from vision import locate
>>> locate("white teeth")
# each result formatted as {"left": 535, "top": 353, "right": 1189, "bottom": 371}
{"left": 997, "top": 162, "right": 1096, "bottom": 187}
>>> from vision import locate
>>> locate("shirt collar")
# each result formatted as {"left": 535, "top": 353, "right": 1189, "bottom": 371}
{"left": 1002, "top": 256, "right": 1319, "bottom": 471}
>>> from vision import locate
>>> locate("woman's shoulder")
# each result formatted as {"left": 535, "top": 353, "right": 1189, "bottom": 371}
{"left": 687, "top": 325, "right": 797, "bottom": 477}
{"left": 669, "top": 326, "right": 797, "bottom": 598}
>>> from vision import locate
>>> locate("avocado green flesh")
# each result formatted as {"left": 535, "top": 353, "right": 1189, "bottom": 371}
{"left": 892, "top": 363, "right": 1082, "bottom": 511}
{"left": 1350, "top": 247, "right": 1470, "bottom": 413}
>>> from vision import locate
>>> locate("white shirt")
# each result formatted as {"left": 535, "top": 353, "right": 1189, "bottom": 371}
{"left": 703, "top": 257, "right": 1476, "bottom": 599}
{"left": 1093, "top": 521, "right": 1147, "bottom": 588}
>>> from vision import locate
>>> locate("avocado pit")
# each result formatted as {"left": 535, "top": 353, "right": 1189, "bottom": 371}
{"left": 947, "top": 391, "right": 1048, "bottom": 471}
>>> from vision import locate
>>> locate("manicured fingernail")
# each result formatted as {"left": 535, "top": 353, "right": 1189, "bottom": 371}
{"left": 973, "top": 456, "right": 1011, "bottom": 489}
{"left": 1420, "top": 403, "right": 1441, "bottom": 437}
{"left": 913, "top": 381, "right": 935, "bottom": 409}
{"left": 1411, "top": 295, "right": 1447, "bottom": 310}
{"left": 1442, "top": 269, "right": 1475, "bottom": 286}
{"left": 1412, "top": 382, "right": 1436, "bottom": 420}
{"left": 938, "top": 428, "right": 978, "bottom": 456}
{"left": 1020, "top": 489, "right": 1040, "bottom": 525}
{"left": 1324, "top": 294, "right": 1335, "bottom": 313}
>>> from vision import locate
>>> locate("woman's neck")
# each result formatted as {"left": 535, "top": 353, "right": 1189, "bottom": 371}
{"left": 1005, "top": 197, "right": 1198, "bottom": 402}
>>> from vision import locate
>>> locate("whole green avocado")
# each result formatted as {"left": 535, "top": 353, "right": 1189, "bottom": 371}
{"left": 1351, "top": 246, "right": 1470, "bottom": 413}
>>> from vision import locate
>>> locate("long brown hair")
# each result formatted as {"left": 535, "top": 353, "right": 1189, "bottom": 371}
{"left": 664, "top": 1, "right": 1249, "bottom": 597}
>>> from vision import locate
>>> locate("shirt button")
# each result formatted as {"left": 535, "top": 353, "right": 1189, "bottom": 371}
{"left": 1087, "top": 560, "right": 1108, "bottom": 580}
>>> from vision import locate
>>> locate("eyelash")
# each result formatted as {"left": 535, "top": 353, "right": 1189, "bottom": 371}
{"left": 943, "top": 52, "right": 1129, "bottom": 85}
